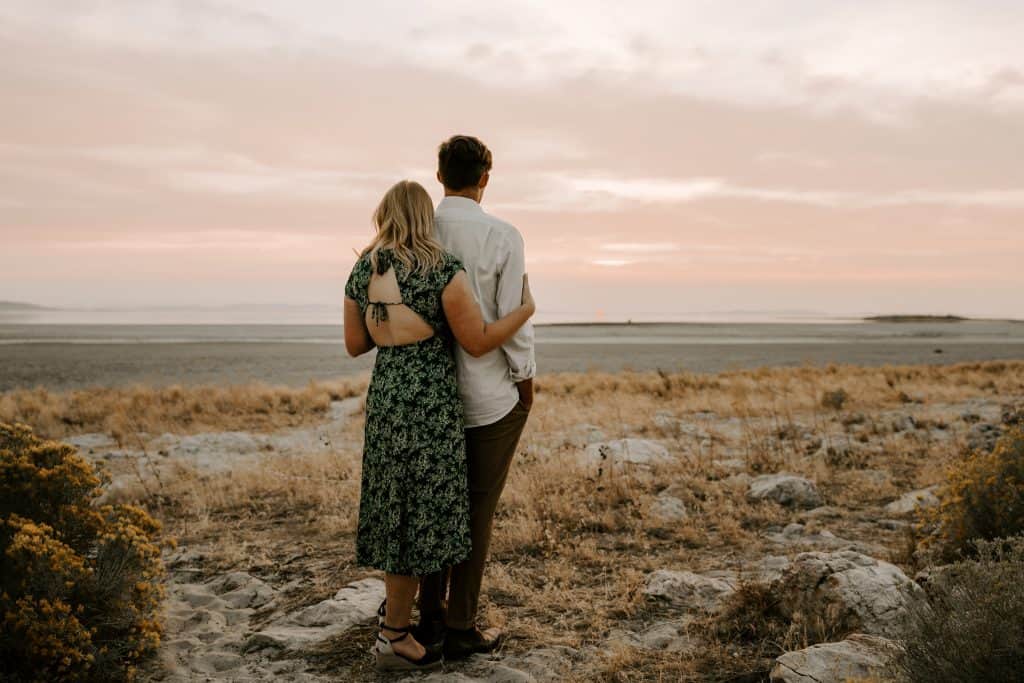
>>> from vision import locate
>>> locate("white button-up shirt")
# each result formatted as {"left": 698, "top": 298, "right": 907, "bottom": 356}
{"left": 435, "top": 196, "right": 536, "bottom": 428}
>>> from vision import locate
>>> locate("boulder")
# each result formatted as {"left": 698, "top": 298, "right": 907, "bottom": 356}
{"left": 772, "top": 551, "right": 923, "bottom": 638}
{"left": 748, "top": 474, "right": 823, "bottom": 509}
{"left": 770, "top": 634, "right": 899, "bottom": 682}
{"left": 650, "top": 493, "right": 688, "bottom": 522}
{"left": 644, "top": 570, "right": 735, "bottom": 611}
{"left": 884, "top": 487, "right": 939, "bottom": 516}
{"left": 580, "top": 438, "right": 672, "bottom": 470}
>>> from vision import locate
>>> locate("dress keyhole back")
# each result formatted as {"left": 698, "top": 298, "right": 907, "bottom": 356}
{"left": 366, "top": 265, "right": 436, "bottom": 347}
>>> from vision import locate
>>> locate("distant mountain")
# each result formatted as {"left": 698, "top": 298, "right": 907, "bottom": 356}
{"left": 865, "top": 314, "right": 968, "bottom": 323}
{"left": 0, "top": 301, "right": 53, "bottom": 311}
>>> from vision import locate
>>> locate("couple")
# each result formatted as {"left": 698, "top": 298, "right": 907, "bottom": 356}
{"left": 343, "top": 135, "right": 536, "bottom": 671}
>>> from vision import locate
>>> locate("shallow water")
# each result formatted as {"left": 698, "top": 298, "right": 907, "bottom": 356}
{"left": 1, "top": 321, "right": 1022, "bottom": 391}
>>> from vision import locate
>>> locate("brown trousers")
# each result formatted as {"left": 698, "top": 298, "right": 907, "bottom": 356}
{"left": 419, "top": 400, "right": 530, "bottom": 629}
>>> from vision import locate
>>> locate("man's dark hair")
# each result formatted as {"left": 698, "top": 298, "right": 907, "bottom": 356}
{"left": 438, "top": 135, "right": 493, "bottom": 191}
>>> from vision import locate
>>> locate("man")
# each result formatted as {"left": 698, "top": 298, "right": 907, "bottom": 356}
{"left": 417, "top": 134, "right": 535, "bottom": 659}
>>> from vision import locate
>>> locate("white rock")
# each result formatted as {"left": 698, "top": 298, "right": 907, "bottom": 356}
{"left": 207, "top": 572, "right": 277, "bottom": 609}
{"left": 770, "top": 634, "right": 899, "bottom": 682}
{"left": 772, "top": 551, "right": 923, "bottom": 638}
{"left": 712, "top": 458, "right": 745, "bottom": 471}
{"left": 884, "top": 487, "right": 939, "bottom": 516}
{"left": 246, "top": 578, "right": 384, "bottom": 651}
{"left": 650, "top": 493, "right": 688, "bottom": 522}
{"left": 748, "top": 474, "right": 823, "bottom": 509}
{"left": 644, "top": 570, "right": 735, "bottom": 611}
{"left": 580, "top": 438, "right": 672, "bottom": 469}
{"left": 328, "top": 397, "right": 362, "bottom": 422}
{"left": 766, "top": 524, "right": 853, "bottom": 549}
{"left": 67, "top": 432, "right": 117, "bottom": 451}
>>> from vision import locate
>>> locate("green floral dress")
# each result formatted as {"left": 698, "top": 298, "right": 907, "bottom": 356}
{"left": 344, "top": 248, "right": 471, "bottom": 576}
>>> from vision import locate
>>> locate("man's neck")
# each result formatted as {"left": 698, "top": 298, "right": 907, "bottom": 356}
{"left": 443, "top": 188, "right": 481, "bottom": 203}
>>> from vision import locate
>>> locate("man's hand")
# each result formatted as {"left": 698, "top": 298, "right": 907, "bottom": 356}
{"left": 516, "top": 378, "right": 534, "bottom": 410}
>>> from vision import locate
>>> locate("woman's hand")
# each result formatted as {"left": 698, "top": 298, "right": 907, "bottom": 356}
{"left": 521, "top": 274, "right": 535, "bottom": 315}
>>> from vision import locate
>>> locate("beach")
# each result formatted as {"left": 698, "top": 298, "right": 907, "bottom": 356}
{"left": 2, "top": 320, "right": 1023, "bottom": 391}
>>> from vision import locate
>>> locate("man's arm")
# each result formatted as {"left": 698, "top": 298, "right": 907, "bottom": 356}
{"left": 495, "top": 229, "right": 536, "bottom": 405}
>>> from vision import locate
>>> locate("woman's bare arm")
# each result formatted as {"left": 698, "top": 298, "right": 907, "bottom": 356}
{"left": 442, "top": 271, "right": 535, "bottom": 358}
{"left": 344, "top": 297, "right": 376, "bottom": 357}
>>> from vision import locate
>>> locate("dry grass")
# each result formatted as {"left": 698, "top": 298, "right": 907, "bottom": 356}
{"left": 10, "top": 360, "right": 1024, "bottom": 680}
{"left": 0, "top": 379, "right": 366, "bottom": 443}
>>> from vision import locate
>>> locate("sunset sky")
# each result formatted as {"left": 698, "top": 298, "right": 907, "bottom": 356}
{"left": 2, "top": 1, "right": 1023, "bottom": 320}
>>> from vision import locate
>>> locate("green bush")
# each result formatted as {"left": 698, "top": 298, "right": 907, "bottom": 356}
{"left": 0, "top": 423, "right": 166, "bottom": 682}
{"left": 894, "top": 536, "right": 1024, "bottom": 683}
{"left": 919, "top": 428, "right": 1024, "bottom": 562}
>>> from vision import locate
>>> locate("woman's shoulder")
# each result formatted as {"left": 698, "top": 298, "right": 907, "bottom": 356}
{"left": 440, "top": 250, "right": 464, "bottom": 272}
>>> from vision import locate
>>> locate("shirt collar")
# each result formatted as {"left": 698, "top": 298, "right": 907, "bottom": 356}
{"left": 437, "top": 195, "right": 484, "bottom": 212}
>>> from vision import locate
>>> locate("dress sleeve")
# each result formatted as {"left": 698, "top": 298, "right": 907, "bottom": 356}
{"left": 344, "top": 257, "right": 368, "bottom": 310}
{"left": 442, "top": 252, "right": 465, "bottom": 286}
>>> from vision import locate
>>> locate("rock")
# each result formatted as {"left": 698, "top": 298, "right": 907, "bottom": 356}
{"left": 328, "top": 397, "right": 361, "bottom": 422}
{"left": 750, "top": 555, "right": 792, "bottom": 583}
{"left": 580, "top": 438, "right": 672, "bottom": 470}
{"left": 650, "top": 493, "right": 688, "bottom": 522}
{"left": 207, "top": 572, "right": 277, "bottom": 609}
{"left": 653, "top": 411, "right": 679, "bottom": 430}
{"left": 565, "top": 423, "right": 607, "bottom": 447}
{"left": 723, "top": 472, "right": 753, "bottom": 487}
{"left": 644, "top": 570, "right": 735, "bottom": 611}
{"left": 607, "top": 620, "right": 693, "bottom": 652}
{"left": 770, "top": 634, "right": 899, "bottom": 683}
{"left": 884, "top": 487, "right": 939, "bottom": 516}
{"left": 766, "top": 523, "right": 845, "bottom": 548}
{"left": 748, "top": 474, "right": 823, "bottom": 509}
{"left": 66, "top": 432, "right": 117, "bottom": 451}
{"left": 246, "top": 578, "right": 384, "bottom": 651}
{"left": 711, "top": 458, "right": 745, "bottom": 471}
{"left": 772, "top": 551, "right": 923, "bottom": 638}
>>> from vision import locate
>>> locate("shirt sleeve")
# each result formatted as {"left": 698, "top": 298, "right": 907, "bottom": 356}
{"left": 495, "top": 228, "right": 536, "bottom": 382}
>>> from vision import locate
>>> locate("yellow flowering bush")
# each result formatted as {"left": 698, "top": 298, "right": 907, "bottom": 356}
{"left": 920, "top": 428, "right": 1024, "bottom": 561}
{"left": 0, "top": 423, "right": 165, "bottom": 681}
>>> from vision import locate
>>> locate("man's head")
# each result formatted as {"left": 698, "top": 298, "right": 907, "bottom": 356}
{"left": 437, "top": 135, "right": 492, "bottom": 201}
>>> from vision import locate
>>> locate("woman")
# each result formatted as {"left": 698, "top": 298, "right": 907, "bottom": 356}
{"left": 344, "top": 180, "right": 534, "bottom": 671}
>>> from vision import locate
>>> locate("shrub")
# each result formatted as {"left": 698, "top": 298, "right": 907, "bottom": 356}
{"left": 894, "top": 536, "right": 1024, "bottom": 683}
{"left": 821, "top": 388, "right": 849, "bottom": 411}
{"left": 0, "top": 423, "right": 165, "bottom": 682}
{"left": 919, "top": 428, "right": 1024, "bottom": 562}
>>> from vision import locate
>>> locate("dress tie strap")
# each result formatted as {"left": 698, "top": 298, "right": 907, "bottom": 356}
{"left": 369, "top": 300, "right": 402, "bottom": 325}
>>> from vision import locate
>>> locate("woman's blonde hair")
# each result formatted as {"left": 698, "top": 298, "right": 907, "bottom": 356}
{"left": 363, "top": 180, "right": 444, "bottom": 276}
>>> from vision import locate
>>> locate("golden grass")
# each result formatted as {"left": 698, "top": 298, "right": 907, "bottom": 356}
{"left": 10, "top": 360, "right": 1024, "bottom": 680}
{"left": 0, "top": 379, "right": 366, "bottom": 443}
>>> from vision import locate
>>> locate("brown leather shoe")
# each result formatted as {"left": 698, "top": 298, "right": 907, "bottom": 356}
{"left": 443, "top": 625, "right": 504, "bottom": 660}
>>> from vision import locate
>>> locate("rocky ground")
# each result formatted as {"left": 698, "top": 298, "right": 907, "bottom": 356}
{"left": 54, "top": 363, "right": 1024, "bottom": 681}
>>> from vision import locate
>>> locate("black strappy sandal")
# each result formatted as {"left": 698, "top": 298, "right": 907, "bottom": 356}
{"left": 377, "top": 599, "right": 386, "bottom": 627}
{"left": 374, "top": 623, "right": 443, "bottom": 671}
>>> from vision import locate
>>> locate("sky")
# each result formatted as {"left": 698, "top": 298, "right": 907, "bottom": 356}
{"left": 2, "top": 0, "right": 1023, "bottom": 321}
